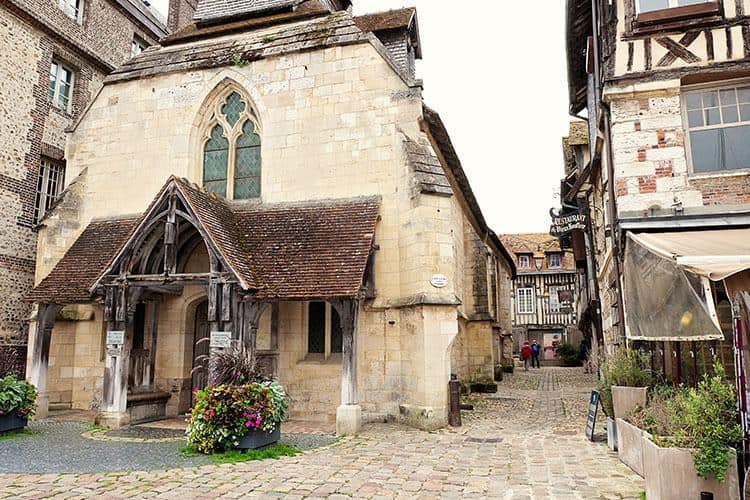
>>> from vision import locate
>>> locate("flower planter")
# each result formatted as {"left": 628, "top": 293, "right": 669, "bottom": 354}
{"left": 616, "top": 418, "right": 648, "bottom": 477}
{"left": 0, "top": 412, "right": 28, "bottom": 433}
{"left": 643, "top": 436, "right": 740, "bottom": 500}
{"left": 606, "top": 417, "right": 618, "bottom": 452}
{"left": 611, "top": 386, "right": 647, "bottom": 420}
{"left": 237, "top": 426, "right": 281, "bottom": 450}
{"left": 470, "top": 383, "right": 498, "bottom": 394}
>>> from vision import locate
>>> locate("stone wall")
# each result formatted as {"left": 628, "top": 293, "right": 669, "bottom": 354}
{"left": 608, "top": 82, "right": 750, "bottom": 217}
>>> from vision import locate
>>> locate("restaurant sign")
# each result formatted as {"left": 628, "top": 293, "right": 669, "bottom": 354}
{"left": 549, "top": 208, "right": 588, "bottom": 237}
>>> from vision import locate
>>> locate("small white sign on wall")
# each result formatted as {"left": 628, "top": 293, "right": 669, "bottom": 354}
{"left": 430, "top": 274, "right": 449, "bottom": 289}
{"left": 210, "top": 331, "right": 232, "bottom": 349}
{"left": 106, "top": 330, "right": 125, "bottom": 346}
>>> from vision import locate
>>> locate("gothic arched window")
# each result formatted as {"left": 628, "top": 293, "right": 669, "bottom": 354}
{"left": 202, "top": 91, "right": 261, "bottom": 200}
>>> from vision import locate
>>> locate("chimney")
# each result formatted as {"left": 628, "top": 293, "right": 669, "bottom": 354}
{"left": 167, "top": 0, "right": 197, "bottom": 33}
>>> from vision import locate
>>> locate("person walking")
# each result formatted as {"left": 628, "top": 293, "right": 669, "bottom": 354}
{"left": 521, "top": 340, "right": 532, "bottom": 371}
{"left": 531, "top": 340, "right": 541, "bottom": 368}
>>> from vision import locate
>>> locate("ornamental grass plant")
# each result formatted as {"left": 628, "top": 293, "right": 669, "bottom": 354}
{"left": 596, "top": 349, "right": 651, "bottom": 417}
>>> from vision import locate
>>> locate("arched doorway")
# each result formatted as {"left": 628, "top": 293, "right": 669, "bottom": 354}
{"left": 192, "top": 300, "right": 210, "bottom": 396}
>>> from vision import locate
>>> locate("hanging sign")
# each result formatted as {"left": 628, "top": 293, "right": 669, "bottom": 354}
{"left": 106, "top": 330, "right": 125, "bottom": 346}
{"left": 430, "top": 274, "right": 449, "bottom": 288}
{"left": 549, "top": 208, "right": 588, "bottom": 238}
{"left": 585, "top": 389, "right": 600, "bottom": 442}
{"left": 210, "top": 331, "right": 232, "bottom": 349}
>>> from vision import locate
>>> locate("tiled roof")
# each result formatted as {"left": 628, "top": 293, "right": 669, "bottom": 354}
{"left": 500, "top": 233, "right": 576, "bottom": 272}
{"left": 28, "top": 179, "right": 380, "bottom": 304}
{"left": 107, "top": 11, "right": 369, "bottom": 84}
{"left": 193, "top": 0, "right": 302, "bottom": 23}
{"left": 27, "top": 218, "right": 139, "bottom": 304}
{"left": 237, "top": 198, "right": 380, "bottom": 300}
{"left": 353, "top": 7, "right": 415, "bottom": 33}
{"left": 404, "top": 136, "right": 452, "bottom": 197}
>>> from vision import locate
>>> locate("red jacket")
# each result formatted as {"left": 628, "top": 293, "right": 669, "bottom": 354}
{"left": 521, "top": 345, "right": 532, "bottom": 360}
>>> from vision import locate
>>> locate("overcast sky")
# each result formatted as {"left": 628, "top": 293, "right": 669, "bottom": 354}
{"left": 151, "top": 1, "right": 570, "bottom": 234}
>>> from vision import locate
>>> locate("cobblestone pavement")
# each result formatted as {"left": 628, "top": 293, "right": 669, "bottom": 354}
{"left": 0, "top": 368, "right": 644, "bottom": 498}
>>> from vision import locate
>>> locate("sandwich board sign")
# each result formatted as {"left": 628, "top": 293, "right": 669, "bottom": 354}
{"left": 585, "top": 389, "right": 600, "bottom": 442}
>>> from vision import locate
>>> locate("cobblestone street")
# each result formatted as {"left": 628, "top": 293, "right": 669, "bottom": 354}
{"left": 0, "top": 368, "right": 643, "bottom": 499}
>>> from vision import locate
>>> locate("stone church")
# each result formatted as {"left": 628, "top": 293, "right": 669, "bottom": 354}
{"left": 25, "top": 0, "right": 516, "bottom": 433}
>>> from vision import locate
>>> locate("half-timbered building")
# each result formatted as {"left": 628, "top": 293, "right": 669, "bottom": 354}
{"left": 563, "top": 0, "right": 750, "bottom": 382}
{"left": 24, "top": 1, "right": 516, "bottom": 433}
{"left": 501, "top": 234, "right": 581, "bottom": 361}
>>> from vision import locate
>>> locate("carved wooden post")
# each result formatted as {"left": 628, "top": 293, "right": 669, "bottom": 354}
{"left": 99, "top": 285, "right": 139, "bottom": 429}
{"left": 240, "top": 302, "right": 269, "bottom": 362}
{"left": 331, "top": 299, "right": 361, "bottom": 436}
{"left": 27, "top": 303, "right": 62, "bottom": 419}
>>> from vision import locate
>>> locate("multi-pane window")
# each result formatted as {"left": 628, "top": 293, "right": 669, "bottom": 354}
{"left": 518, "top": 255, "right": 531, "bottom": 269}
{"left": 202, "top": 91, "right": 261, "bottom": 200}
{"left": 637, "top": 0, "right": 712, "bottom": 12}
{"left": 517, "top": 288, "right": 535, "bottom": 314}
{"left": 34, "top": 157, "right": 66, "bottom": 223}
{"left": 48, "top": 61, "right": 74, "bottom": 112}
{"left": 307, "top": 302, "right": 343, "bottom": 358}
{"left": 58, "top": 0, "right": 83, "bottom": 21}
{"left": 131, "top": 37, "right": 147, "bottom": 58}
{"left": 548, "top": 253, "right": 562, "bottom": 268}
{"left": 684, "top": 86, "right": 750, "bottom": 174}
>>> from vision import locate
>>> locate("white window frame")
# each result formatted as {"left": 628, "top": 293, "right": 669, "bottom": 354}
{"left": 517, "top": 288, "right": 535, "bottom": 315}
{"left": 34, "top": 157, "right": 66, "bottom": 224}
{"left": 636, "top": 0, "right": 714, "bottom": 13}
{"left": 548, "top": 253, "right": 562, "bottom": 269}
{"left": 518, "top": 255, "right": 531, "bottom": 269}
{"left": 49, "top": 60, "right": 75, "bottom": 113}
{"left": 131, "top": 36, "right": 147, "bottom": 58}
{"left": 304, "top": 302, "right": 343, "bottom": 361}
{"left": 681, "top": 79, "right": 750, "bottom": 176}
{"left": 58, "top": 0, "right": 83, "bottom": 22}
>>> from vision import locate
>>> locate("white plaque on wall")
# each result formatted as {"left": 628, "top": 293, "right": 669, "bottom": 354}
{"left": 430, "top": 274, "right": 449, "bottom": 288}
{"left": 210, "top": 331, "right": 232, "bottom": 349}
{"left": 106, "top": 330, "right": 125, "bottom": 345}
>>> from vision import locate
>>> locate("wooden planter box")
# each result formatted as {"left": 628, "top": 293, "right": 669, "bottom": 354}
{"left": 643, "top": 436, "right": 740, "bottom": 500}
{"left": 616, "top": 418, "right": 649, "bottom": 477}
{"left": 612, "top": 386, "right": 647, "bottom": 420}
{"left": 237, "top": 426, "right": 281, "bottom": 450}
{"left": 0, "top": 412, "right": 28, "bottom": 433}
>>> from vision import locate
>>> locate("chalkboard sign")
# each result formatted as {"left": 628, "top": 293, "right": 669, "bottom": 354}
{"left": 585, "top": 389, "right": 600, "bottom": 442}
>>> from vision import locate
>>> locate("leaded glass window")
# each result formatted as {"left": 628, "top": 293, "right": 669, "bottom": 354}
{"left": 201, "top": 90, "right": 261, "bottom": 200}
{"left": 308, "top": 302, "right": 326, "bottom": 354}
{"left": 203, "top": 124, "right": 229, "bottom": 197}
{"left": 234, "top": 120, "right": 261, "bottom": 199}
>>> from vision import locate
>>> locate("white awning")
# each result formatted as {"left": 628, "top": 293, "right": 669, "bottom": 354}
{"left": 630, "top": 229, "right": 750, "bottom": 282}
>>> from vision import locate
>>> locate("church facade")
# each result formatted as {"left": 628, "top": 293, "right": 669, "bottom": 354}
{"left": 26, "top": 0, "right": 515, "bottom": 433}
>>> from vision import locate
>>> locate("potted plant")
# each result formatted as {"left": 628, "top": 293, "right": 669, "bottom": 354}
{"left": 0, "top": 374, "right": 37, "bottom": 433}
{"left": 186, "top": 347, "right": 289, "bottom": 454}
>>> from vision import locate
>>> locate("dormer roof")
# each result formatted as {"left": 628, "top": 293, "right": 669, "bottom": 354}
{"left": 354, "top": 7, "right": 421, "bottom": 58}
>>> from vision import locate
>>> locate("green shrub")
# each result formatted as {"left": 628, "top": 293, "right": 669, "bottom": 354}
{"left": 555, "top": 343, "right": 580, "bottom": 367}
{"left": 187, "top": 381, "right": 288, "bottom": 454}
{"left": 0, "top": 375, "right": 37, "bottom": 419}
{"left": 597, "top": 349, "right": 650, "bottom": 417}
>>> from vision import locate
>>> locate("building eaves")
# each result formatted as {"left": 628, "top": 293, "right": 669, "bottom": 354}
{"left": 113, "top": 0, "right": 168, "bottom": 38}
{"left": 193, "top": 0, "right": 302, "bottom": 24}
{"left": 353, "top": 7, "right": 421, "bottom": 58}
{"left": 420, "top": 104, "right": 516, "bottom": 277}
{"left": 566, "top": 0, "right": 592, "bottom": 114}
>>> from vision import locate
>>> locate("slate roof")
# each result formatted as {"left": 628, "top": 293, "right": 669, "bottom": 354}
{"left": 27, "top": 218, "right": 139, "bottom": 304}
{"left": 107, "top": 11, "right": 369, "bottom": 84}
{"left": 193, "top": 0, "right": 302, "bottom": 24}
{"left": 404, "top": 136, "right": 452, "bottom": 197}
{"left": 28, "top": 178, "right": 380, "bottom": 304}
{"left": 420, "top": 105, "right": 516, "bottom": 277}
